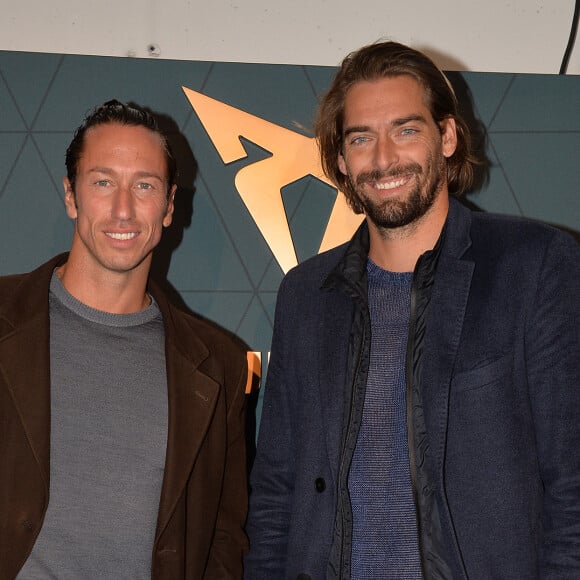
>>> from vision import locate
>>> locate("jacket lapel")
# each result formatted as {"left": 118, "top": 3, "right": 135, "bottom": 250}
{"left": 0, "top": 256, "right": 65, "bottom": 490}
{"left": 151, "top": 288, "right": 220, "bottom": 538}
{"left": 421, "top": 200, "right": 474, "bottom": 578}
{"left": 420, "top": 201, "right": 474, "bottom": 577}
{"left": 423, "top": 256, "right": 473, "bottom": 471}
{"left": 421, "top": 200, "right": 474, "bottom": 479}
{"left": 0, "top": 312, "right": 51, "bottom": 486}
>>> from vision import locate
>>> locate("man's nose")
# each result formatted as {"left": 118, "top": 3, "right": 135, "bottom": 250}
{"left": 111, "top": 185, "right": 134, "bottom": 220}
{"left": 374, "top": 135, "right": 399, "bottom": 170}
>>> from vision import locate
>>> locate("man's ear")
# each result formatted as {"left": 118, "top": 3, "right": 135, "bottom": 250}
{"left": 163, "top": 184, "right": 177, "bottom": 228}
{"left": 440, "top": 117, "right": 458, "bottom": 158}
{"left": 63, "top": 178, "right": 78, "bottom": 219}
{"left": 338, "top": 150, "right": 348, "bottom": 176}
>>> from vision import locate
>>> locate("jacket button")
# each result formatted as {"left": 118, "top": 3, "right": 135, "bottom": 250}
{"left": 315, "top": 477, "right": 326, "bottom": 492}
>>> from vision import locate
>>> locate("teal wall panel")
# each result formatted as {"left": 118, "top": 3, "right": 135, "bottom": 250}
{"left": 0, "top": 51, "right": 578, "bottom": 415}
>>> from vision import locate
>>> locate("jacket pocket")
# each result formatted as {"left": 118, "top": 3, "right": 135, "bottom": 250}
{"left": 451, "top": 353, "right": 512, "bottom": 393}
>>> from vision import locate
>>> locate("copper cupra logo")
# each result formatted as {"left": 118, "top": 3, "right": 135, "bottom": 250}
{"left": 183, "top": 87, "right": 363, "bottom": 274}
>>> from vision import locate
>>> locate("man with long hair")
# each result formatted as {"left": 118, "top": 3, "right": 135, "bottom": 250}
{"left": 245, "top": 42, "right": 580, "bottom": 579}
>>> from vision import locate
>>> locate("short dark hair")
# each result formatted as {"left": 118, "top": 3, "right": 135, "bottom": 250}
{"left": 315, "top": 41, "right": 479, "bottom": 212}
{"left": 65, "top": 99, "right": 177, "bottom": 195}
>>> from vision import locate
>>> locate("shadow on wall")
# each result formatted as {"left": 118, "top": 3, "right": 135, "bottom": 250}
{"left": 446, "top": 71, "right": 491, "bottom": 196}
{"left": 150, "top": 110, "right": 198, "bottom": 289}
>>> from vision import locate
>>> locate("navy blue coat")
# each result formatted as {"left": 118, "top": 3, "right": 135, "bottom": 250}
{"left": 245, "top": 198, "right": 580, "bottom": 579}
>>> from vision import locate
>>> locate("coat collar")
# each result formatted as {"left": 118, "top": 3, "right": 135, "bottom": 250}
{"left": 321, "top": 219, "right": 369, "bottom": 300}
{"left": 148, "top": 281, "right": 223, "bottom": 538}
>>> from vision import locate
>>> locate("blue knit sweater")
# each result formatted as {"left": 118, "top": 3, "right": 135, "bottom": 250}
{"left": 347, "top": 259, "right": 423, "bottom": 579}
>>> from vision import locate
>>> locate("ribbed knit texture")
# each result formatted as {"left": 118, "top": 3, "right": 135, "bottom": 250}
{"left": 348, "top": 259, "right": 423, "bottom": 579}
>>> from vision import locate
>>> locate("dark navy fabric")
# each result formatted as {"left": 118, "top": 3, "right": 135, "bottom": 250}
{"left": 244, "top": 198, "right": 580, "bottom": 580}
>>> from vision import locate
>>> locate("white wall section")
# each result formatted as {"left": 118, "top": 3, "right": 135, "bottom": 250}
{"left": 1, "top": 0, "right": 578, "bottom": 74}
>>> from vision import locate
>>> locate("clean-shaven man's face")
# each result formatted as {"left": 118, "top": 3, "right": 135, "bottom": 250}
{"left": 63, "top": 122, "right": 175, "bottom": 279}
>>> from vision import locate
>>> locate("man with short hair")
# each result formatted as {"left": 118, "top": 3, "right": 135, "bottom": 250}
{"left": 0, "top": 100, "right": 248, "bottom": 579}
{"left": 244, "top": 42, "right": 580, "bottom": 579}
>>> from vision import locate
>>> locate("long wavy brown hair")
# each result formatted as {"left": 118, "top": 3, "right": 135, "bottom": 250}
{"left": 315, "top": 41, "right": 479, "bottom": 213}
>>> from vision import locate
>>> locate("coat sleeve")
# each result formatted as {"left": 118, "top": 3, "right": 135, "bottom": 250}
{"left": 526, "top": 231, "right": 580, "bottom": 576}
{"left": 244, "top": 276, "right": 296, "bottom": 578}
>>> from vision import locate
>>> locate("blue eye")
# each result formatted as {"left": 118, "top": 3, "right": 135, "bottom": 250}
{"left": 137, "top": 182, "right": 153, "bottom": 190}
{"left": 401, "top": 128, "right": 416, "bottom": 135}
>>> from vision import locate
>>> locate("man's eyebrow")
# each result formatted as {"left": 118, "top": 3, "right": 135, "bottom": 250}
{"left": 88, "top": 167, "right": 114, "bottom": 175}
{"left": 343, "top": 115, "right": 429, "bottom": 137}
{"left": 343, "top": 125, "right": 371, "bottom": 137}
{"left": 391, "top": 114, "right": 428, "bottom": 127}
{"left": 88, "top": 168, "right": 164, "bottom": 181}
{"left": 133, "top": 171, "right": 164, "bottom": 181}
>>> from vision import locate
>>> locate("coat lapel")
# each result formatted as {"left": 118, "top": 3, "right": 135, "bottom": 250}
{"left": 421, "top": 201, "right": 474, "bottom": 476}
{"left": 420, "top": 201, "right": 474, "bottom": 577}
{"left": 422, "top": 255, "right": 474, "bottom": 476}
{"left": 151, "top": 288, "right": 221, "bottom": 538}
{"left": 0, "top": 256, "right": 64, "bottom": 490}
{"left": 422, "top": 201, "right": 475, "bottom": 479}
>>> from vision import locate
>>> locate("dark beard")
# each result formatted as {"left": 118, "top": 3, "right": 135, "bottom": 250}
{"left": 353, "top": 154, "right": 445, "bottom": 230}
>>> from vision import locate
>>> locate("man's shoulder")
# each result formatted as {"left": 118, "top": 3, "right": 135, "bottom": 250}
{"left": 468, "top": 208, "right": 578, "bottom": 254}
{"left": 169, "top": 305, "right": 249, "bottom": 388}
{"left": 0, "top": 271, "right": 27, "bottom": 293}
{"left": 0, "top": 274, "right": 26, "bottom": 318}
{"left": 452, "top": 206, "right": 580, "bottom": 290}
{"left": 182, "top": 307, "right": 247, "bottom": 353}
{"left": 447, "top": 198, "right": 574, "bottom": 252}
{"left": 153, "top": 285, "right": 248, "bottom": 359}
{"left": 0, "top": 256, "right": 63, "bottom": 309}
{"left": 282, "top": 242, "right": 349, "bottom": 288}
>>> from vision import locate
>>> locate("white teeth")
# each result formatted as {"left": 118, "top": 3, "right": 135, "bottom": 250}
{"left": 374, "top": 178, "right": 407, "bottom": 190}
{"left": 106, "top": 232, "right": 138, "bottom": 240}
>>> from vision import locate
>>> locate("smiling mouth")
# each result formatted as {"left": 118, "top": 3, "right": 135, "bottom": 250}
{"left": 373, "top": 176, "right": 410, "bottom": 191}
{"left": 106, "top": 232, "right": 138, "bottom": 240}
